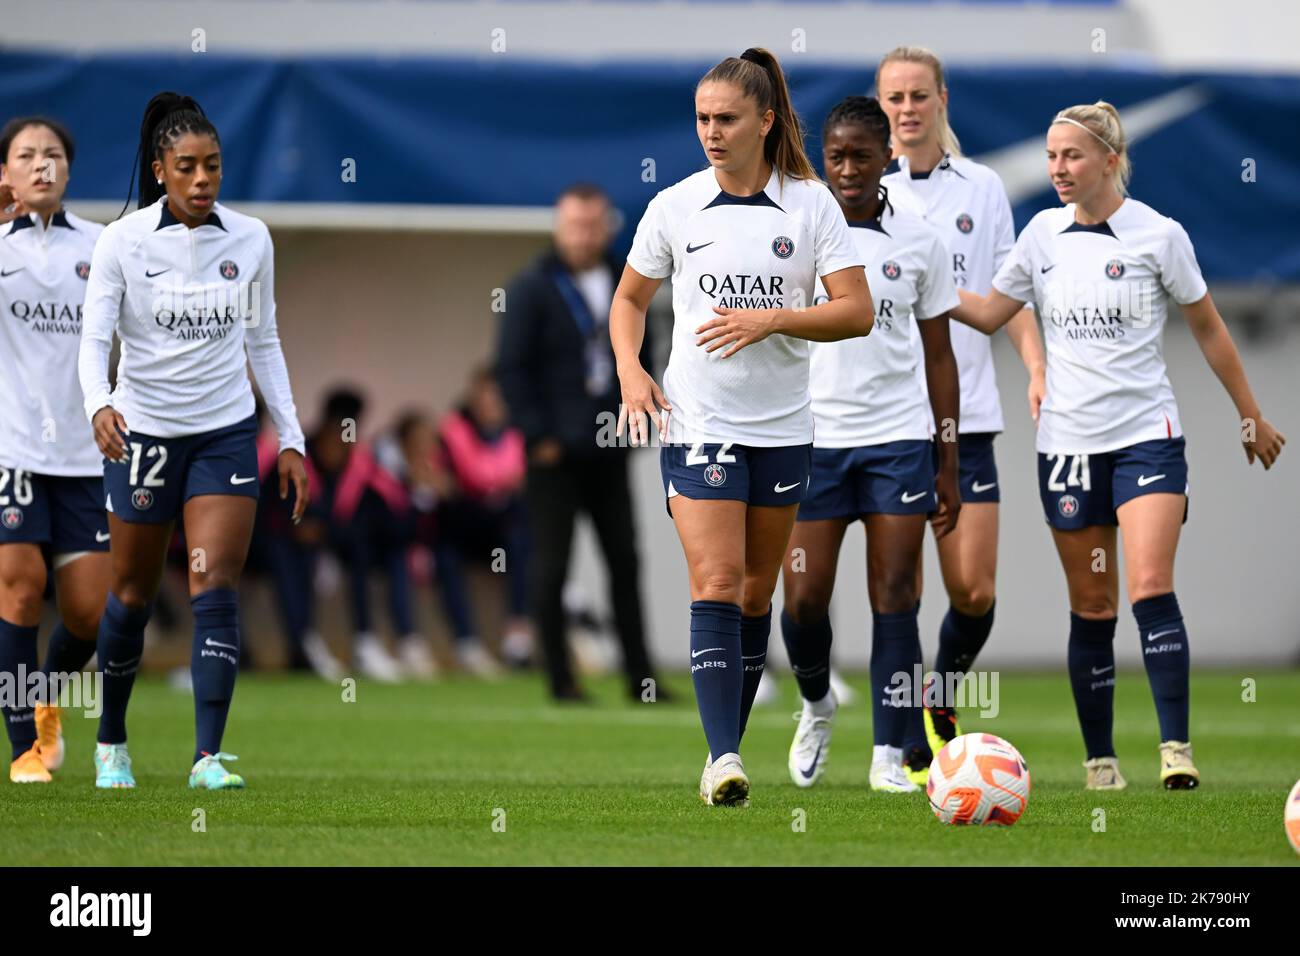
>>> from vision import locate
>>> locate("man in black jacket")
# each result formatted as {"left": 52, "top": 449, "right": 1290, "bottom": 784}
{"left": 495, "top": 183, "right": 663, "bottom": 702}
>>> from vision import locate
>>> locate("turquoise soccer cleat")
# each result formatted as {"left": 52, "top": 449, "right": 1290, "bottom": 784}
{"left": 189, "top": 752, "right": 246, "bottom": 790}
{"left": 94, "top": 743, "right": 136, "bottom": 789}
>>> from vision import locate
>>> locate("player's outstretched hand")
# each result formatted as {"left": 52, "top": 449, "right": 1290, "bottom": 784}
{"left": 1244, "top": 415, "right": 1285, "bottom": 470}
{"left": 617, "top": 363, "right": 671, "bottom": 447}
{"left": 91, "top": 406, "right": 129, "bottom": 463}
{"left": 931, "top": 467, "right": 962, "bottom": 539}
{"left": 278, "top": 449, "right": 310, "bottom": 523}
{"left": 696, "top": 306, "right": 778, "bottom": 359}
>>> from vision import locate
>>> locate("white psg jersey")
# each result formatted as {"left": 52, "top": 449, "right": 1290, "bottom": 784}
{"left": 993, "top": 199, "right": 1208, "bottom": 455}
{"left": 627, "top": 167, "right": 863, "bottom": 446}
{"left": 0, "top": 210, "right": 104, "bottom": 476}
{"left": 809, "top": 202, "right": 959, "bottom": 447}
{"left": 79, "top": 198, "right": 305, "bottom": 454}
{"left": 884, "top": 154, "right": 1014, "bottom": 434}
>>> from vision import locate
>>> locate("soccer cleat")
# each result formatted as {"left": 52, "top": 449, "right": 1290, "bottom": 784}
{"left": 34, "top": 702, "right": 65, "bottom": 771}
{"left": 700, "top": 752, "right": 750, "bottom": 807}
{"left": 870, "top": 746, "right": 919, "bottom": 793}
{"left": 903, "top": 745, "right": 931, "bottom": 788}
{"left": 923, "top": 705, "right": 961, "bottom": 757}
{"left": 1159, "top": 740, "right": 1200, "bottom": 790}
{"left": 354, "top": 633, "right": 404, "bottom": 683}
{"left": 189, "top": 752, "right": 246, "bottom": 790}
{"left": 828, "top": 669, "right": 859, "bottom": 706}
{"left": 94, "top": 743, "right": 135, "bottom": 789}
{"left": 788, "top": 702, "right": 835, "bottom": 788}
{"left": 398, "top": 636, "right": 439, "bottom": 679}
{"left": 301, "top": 631, "right": 344, "bottom": 681}
{"left": 456, "top": 640, "right": 503, "bottom": 679}
{"left": 1083, "top": 756, "right": 1127, "bottom": 790}
{"left": 753, "top": 669, "right": 779, "bottom": 707}
{"left": 10, "top": 745, "right": 52, "bottom": 783}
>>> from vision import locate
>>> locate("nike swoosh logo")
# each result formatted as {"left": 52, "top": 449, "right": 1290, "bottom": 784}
{"left": 971, "top": 480, "right": 997, "bottom": 493}
{"left": 0, "top": 267, "right": 25, "bottom": 277}
{"left": 1147, "top": 628, "right": 1180, "bottom": 643}
{"left": 95, "top": 531, "right": 111, "bottom": 542}
{"left": 691, "top": 647, "right": 723, "bottom": 658}
{"left": 1091, "top": 665, "right": 1114, "bottom": 675}
{"left": 799, "top": 744, "right": 823, "bottom": 779}
{"left": 106, "top": 657, "right": 140, "bottom": 668}
{"left": 230, "top": 475, "right": 257, "bottom": 485}
{"left": 205, "top": 637, "right": 239, "bottom": 650}
{"left": 774, "top": 481, "right": 800, "bottom": 493}
{"left": 1136, "top": 474, "right": 1167, "bottom": 487}
{"left": 145, "top": 268, "right": 171, "bottom": 278}
{"left": 686, "top": 241, "right": 714, "bottom": 253}
{"left": 901, "top": 490, "right": 928, "bottom": 503}
{"left": 978, "top": 86, "right": 1210, "bottom": 206}
{"left": 1040, "top": 264, "right": 1056, "bottom": 274}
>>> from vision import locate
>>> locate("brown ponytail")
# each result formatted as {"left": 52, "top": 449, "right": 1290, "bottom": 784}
{"left": 699, "top": 47, "right": 819, "bottom": 184}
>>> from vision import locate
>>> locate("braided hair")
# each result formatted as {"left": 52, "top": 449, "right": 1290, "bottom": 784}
{"left": 120, "top": 91, "right": 220, "bottom": 217}
{"left": 823, "top": 95, "right": 894, "bottom": 216}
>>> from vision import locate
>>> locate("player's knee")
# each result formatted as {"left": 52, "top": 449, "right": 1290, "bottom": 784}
{"left": 949, "top": 581, "right": 995, "bottom": 617}
{"left": 191, "top": 568, "right": 241, "bottom": 595}
{"left": 1128, "top": 574, "right": 1173, "bottom": 604}
{"left": 785, "top": 591, "right": 832, "bottom": 626}
{"left": 739, "top": 590, "right": 773, "bottom": 618}
{"left": 112, "top": 586, "right": 154, "bottom": 612}
{"left": 1072, "top": 595, "right": 1117, "bottom": 620}
{"left": 693, "top": 569, "right": 743, "bottom": 606}
{"left": 873, "top": 568, "right": 918, "bottom": 614}
{"left": 0, "top": 578, "right": 45, "bottom": 624}
{"left": 60, "top": 603, "right": 103, "bottom": 641}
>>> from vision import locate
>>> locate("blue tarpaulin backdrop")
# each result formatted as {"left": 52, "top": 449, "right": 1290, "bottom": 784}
{"left": 2, "top": 52, "right": 1297, "bottom": 280}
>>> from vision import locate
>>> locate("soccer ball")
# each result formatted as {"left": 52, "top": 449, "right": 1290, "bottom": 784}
{"left": 927, "top": 733, "right": 1031, "bottom": 826}
{"left": 1286, "top": 779, "right": 1300, "bottom": 855}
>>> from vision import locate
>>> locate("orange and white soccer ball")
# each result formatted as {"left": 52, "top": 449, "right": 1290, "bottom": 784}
{"left": 1286, "top": 780, "right": 1300, "bottom": 855}
{"left": 927, "top": 733, "right": 1031, "bottom": 826}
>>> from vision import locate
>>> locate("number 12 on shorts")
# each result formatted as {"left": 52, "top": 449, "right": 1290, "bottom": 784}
{"left": 1047, "top": 453, "right": 1091, "bottom": 492}
{"left": 128, "top": 442, "right": 168, "bottom": 487}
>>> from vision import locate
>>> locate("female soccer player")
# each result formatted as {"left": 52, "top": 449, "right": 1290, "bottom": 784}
{"left": 781, "top": 96, "right": 961, "bottom": 793}
{"left": 0, "top": 117, "right": 110, "bottom": 783}
{"left": 78, "top": 92, "right": 309, "bottom": 789}
{"left": 952, "top": 101, "right": 1285, "bottom": 790}
{"left": 612, "top": 48, "right": 872, "bottom": 807}
{"left": 876, "top": 47, "right": 1047, "bottom": 778}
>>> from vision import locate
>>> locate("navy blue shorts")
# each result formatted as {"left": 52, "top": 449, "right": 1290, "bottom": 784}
{"left": 660, "top": 442, "right": 812, "bottom": 515}
{"left": 800, "top": 440, "right": 936, "bottom": 521}
{"left": 936, "top": 432, "right": 1000, "bottom": 504}
{"left": 1038, "top": 437, "right": 1189, "bottom": 530}
{"left": 104, "top": 415, "right": 260, "bottom": 525}
{"left": 0, "top": 470, "right": 109, "bottom": 554}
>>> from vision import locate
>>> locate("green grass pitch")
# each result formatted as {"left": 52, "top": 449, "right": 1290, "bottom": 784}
{"left": 3, "top": 670, "right": 1297, "bottom": 866}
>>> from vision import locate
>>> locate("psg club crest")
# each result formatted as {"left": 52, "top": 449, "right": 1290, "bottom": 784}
{"left": 956, "top": 213, "right": 974, "bottom": 234}
{"left": 75, "top": 261, "right": 90, "bottom": 280}
{"left": 771, "top": 236, "right": 794, "bottom": 259}
{"left": 703, "top": 463, "right": 727, "bottom": 487}
{"left": 1104, "top": 259, "right": 1125, "bottom": 279}
{"left": 1, "top": 506, "right": 22, "bottom": 530}
{"left": 881, "top": 260, "right": 902, "bottom": 280}
{"left": 219, "top": 260, "right": 240, "bottom": 280}
{"left": 131, "top": 488, "right": 154, "bottom": 511}
{"left": 1058, "top": 494, "right": 1079, "bottom": 518}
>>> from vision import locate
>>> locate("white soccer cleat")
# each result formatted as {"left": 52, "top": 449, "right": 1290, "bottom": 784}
{"left": 398, "top": 636, "right": 438, "bottom": 679}
{"left": 1158, "top": 741, "right": 1200, "bottom": 790}
{"left": 1084, "top": 756, "right": 1128, "bottom": 791}
{"left": 700, "top": 752, "right": 750, "bottom": 807}
{"left": 354, "top": 633, "right": 404, "bottom": 683}
{"left": 456, "top": 640, "right": 503, "bottom": 678}
{"left": 869, "top": 745, "right": 919, "bottom": 793}
{"left": 788, "top": 699, "right": 835, "bottom": 788}
{"left": 828, "top": 669, "right": 859, "bottom": 706}
{"left": 753, "top": 669, "right": 779, "bottom": 707}
{"left": 302, "top": 631, "right": 344, "bottom": 681}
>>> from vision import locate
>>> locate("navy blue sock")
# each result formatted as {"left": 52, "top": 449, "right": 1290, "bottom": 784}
{"left": 1133, "top": 592, "right": 1190, "bottom": 742}
{"left": 0, "top": 618, "right": 39, "bottom": 759}
{"left": 901, "top": 649, "right": 930, "bottom": 761}
{"left": 1067, "top": 613, "right": 1118, "bottom": 759}
{"left": 935, "top": 601, "right": 996, "bottom": 677}
{"left": 871, "top": 608, "right": 921, "bottom": 747}
{"left": 689, "top": 600, "right": 742, "bottom": 760}
{"left": 737, "top": 607, "right": 770, "bottom": 741}
{"left": 41, "top": 621, "right": 99, "bottom": 684}
{"left": 780, "top": 608, "right": 832, "bottom": 703}
{"left": 96, "top": 593, "right": 152, "bottom": 745}
{"left": 192, "top": 589, "right": 240, "bottom": 763}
